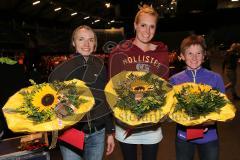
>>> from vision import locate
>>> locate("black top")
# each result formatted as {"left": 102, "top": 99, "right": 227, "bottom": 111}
{"left": 48, "top": 54, "right": 114, "bottom": 134}
{"left": 0, "top": 63, "right": 27, "bottom": 138}
{"left": 223, "top": 51, "right": 240, "bottom": 70}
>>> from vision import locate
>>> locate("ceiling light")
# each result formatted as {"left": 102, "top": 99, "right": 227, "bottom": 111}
{"left": 84, "top": 16, "right": 90, "bottom": 20}
{"left": 110, "top": 20, "right": 115, "bottom": 23}
{"left": 94, "top": 19, "right": 100, "bottom": 23}
{"left": 54, "top": 7, "right": 61, "bottom": 12}
{"left": 32, "top": 1, "right": 40, "bottom": 5}
{"left": 105, "top": 3, "right": 111, "bottom": 8}
{"left": 231, "top": 0, "right": 239, "bottom": 1}
{"left": 71, "top": 12, "right": 77, "bottom": 16}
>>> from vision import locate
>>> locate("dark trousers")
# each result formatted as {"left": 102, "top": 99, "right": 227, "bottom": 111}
{"left": 176, "top": 138, "right": 219, "bottom": 160}
{"left": 119, "top": 141, "right": 159, "bottom": 160}
{"left": 226, "top": 69, "right": 238, "bottom": 96}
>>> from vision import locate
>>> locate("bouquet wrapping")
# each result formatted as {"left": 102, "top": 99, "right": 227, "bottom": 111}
{"left": 169, "top": 82, "right": 236, "bottom": 126}
{"left": 105, "top": 71, "right": 173, "bottom": 127}
{"left": 2, "top": 79, "right": 94, "bottom": 132}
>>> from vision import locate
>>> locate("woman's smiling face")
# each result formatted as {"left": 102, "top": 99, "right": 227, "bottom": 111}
{"left": 134, "top": 12, "right": 157, "bottom": 44}
{"left": 72, "top": 28, "right": 96, "bottom": 56}
{"left": 181, "top": 44, "right": 205, "bottom": 70}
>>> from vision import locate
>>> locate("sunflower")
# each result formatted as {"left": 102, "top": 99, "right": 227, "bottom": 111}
{"left": 111, "top": 72, "right": 172, "bottom": 119}
{"left": 32, "top": 85, "right": 58, "bottom": 112}
{"left": 130, "top": 80, "right": 153, "bottom": 93}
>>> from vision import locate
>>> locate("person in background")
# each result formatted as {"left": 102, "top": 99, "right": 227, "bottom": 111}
{"left": 109, "top": 4, "right": 169, "bottom": 160}
{"left": 49, "top": 25, "right": 115, "bottom": 160}
{"left": 222, "top": 42, "right": 240, "bottom": 100}
{"left": 169, "top": 49, "right": 185, "bottom": 76}
{"left": 169, "top": 35, "right": 225, "bottom": 160}
{"left": 0, "top": 60, "right": 27, "bottom": 139}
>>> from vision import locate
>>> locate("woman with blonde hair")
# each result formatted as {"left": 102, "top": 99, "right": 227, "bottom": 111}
{"left": 109, "top": 5, "right": 169, "bottom": 160}
{"left": 49, "top": 25, "right": 115, "bottom": 160}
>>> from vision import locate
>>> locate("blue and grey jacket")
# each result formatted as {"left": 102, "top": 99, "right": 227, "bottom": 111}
{"left": 169, "top": 67, "right": 225, "bottom": 144}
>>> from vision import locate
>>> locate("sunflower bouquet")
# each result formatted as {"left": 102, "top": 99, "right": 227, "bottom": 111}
{"left": 169, "top": 83, "right": 236, "bottom": 126}
{"left": 105, "top": 71, "right": 173, "bottom": 127}
{"left": 115, "top": 73, "right": 169, "bottom": 118}
{"left": 2, "top": 79, "right": 95, "bottom": 132}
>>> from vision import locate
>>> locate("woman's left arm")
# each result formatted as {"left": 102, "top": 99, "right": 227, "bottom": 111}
{"left": 98, "top": 63, "right": 115, "bottom": 155}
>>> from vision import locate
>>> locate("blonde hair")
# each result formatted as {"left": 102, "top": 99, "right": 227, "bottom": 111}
{"left": 134, "top": 4, "right": 159, "bottom": 24}
{"left": 71, "top": 25, "right": 97, "bottom": 52}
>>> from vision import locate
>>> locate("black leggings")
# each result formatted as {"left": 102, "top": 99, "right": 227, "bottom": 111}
{"left": 119, "top": 141, "right": 159, "bottom": 160}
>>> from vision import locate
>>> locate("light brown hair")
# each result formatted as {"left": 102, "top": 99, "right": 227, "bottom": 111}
{"left": 227, "top": 43, "right": 240, "bottom": 52}
{"left": 180, "top": 35, "right": 207, "bottom": 54}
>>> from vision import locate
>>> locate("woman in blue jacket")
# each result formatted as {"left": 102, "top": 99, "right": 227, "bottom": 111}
{"left": 169, "top": 35, "right": 225, "bottom": 160}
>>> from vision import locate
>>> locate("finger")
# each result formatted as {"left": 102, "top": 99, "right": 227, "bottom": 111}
{"left": 106, "top": 143, "right": 114, "bottom": 155}
{"left": 106, "top": 144, "right": 112, "bottom": 155}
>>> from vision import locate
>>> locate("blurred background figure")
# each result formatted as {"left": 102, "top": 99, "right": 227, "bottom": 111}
{"left": 0, "top": 58, "right": 27, "bottom": 138}
{"left": 169, "top": 49, "right": 185, "bottom": 76}
{"left": 222, "top": 42, "right": 240, "bottom": 100}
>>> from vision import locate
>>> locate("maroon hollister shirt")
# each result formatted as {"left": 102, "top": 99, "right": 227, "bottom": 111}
{"left": 109, "top": 39, "right": 169, "bottom": 79}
